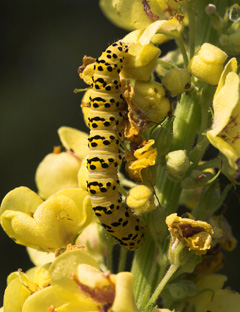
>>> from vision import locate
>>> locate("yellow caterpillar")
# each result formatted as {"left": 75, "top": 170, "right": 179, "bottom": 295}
{"left": 83, "top": 41, "right": 145, "bottom": 250}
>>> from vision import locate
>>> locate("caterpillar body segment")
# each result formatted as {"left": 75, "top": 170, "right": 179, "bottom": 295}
{"left": 85, "top": 41, "right": 145, "bottom": 250}
{"left": 89, "top": 90, "right": 126, "bottom": 112}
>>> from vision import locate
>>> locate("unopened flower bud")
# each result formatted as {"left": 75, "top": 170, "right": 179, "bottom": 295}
{"left": 162, "top": 68, "right": 191, "bottom": 96}
{"left": 188, "top": 43, "right": 227, "bottom": 85}
{"left": 166, "top": 150, "right": 191, "bottom": 182}
{"left": 121, "top": 43, "right": 161, "bottom": 81}
{"left": 163, "top": 280, "right": 198, "bottom": 300}
{"left": 205, "top": 4, "right": 216, "bottom": 16}
{"left": 219, "top": 29, "right": 240, "bottom": 55}
{"left": 205, "top": 4, "right": 223, "bottom": 30}
{"left": 132, "top": 80, "right": 170, "bottom": 123}
{"left": 126, "top": 185, "right": 156, "bottom": 215}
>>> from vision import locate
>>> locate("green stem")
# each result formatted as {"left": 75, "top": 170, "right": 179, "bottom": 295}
{"left": 139, "top": 262, "right": 160, "bottom": 310}
{"left": 131, "top": 233, "right": 156, "bottom": 304}
{"left": 154, "top": 92, "right": 201, "bottom": 216}
{"left": 188, "top": 136, "right": 209, "bottom": 167}
{"left": 188, "top": 84, "right": 215, "bottom": 166}
{"left": 171, "top": 92, "right": 201, "bottom": 151}
{"left": 176, "top": 36, "right": 189, "bottom": 68}
{"left": 106, "top": 248, "right": 113, "bottom": 272}
{"left": 186, "top": 0, "right": 196, "bottom": 58}
{"left": 104, "top": 236, "right": 115, "bottom": 272}
{"left": 144, "top": 264, "right": 178, "bottom": 311}
{"left": 118, "top": 247, "right": 128, "bottom": 272}
{"left": 198, "top": 84, "right": 215, "bottom": 136}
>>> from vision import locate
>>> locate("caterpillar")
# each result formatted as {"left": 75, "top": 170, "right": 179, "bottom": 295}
{"left": 83, "top": 41, "right": 145, "bottom": 250}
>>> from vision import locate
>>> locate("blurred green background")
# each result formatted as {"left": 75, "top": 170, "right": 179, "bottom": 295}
{"left": 0, "top": 0, "right": 239, "bottom": 305}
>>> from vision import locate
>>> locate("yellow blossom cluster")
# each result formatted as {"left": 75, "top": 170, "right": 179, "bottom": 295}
{"left": 1, "top": 249, "right": 140, "bottom": 312}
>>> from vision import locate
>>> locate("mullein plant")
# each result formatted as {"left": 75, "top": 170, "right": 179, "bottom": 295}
{"left": 1, "top": 0, "right": 240, "bottom": 311}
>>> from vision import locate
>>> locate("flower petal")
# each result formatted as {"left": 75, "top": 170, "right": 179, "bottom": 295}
{"left": 110, "top": 272, "right": 140, "bottom": 312}
{"left": 22, "top": 286, "right": 67, "bottom": 312}
{"left": 1, "top": 188, "right": 92, "bottom": 251}
{"left": 0, "top": 186, "right": 43, "bottom": 216}
{"left": 99, "top": 0, "right": 134, "bottom": 30}
{"left": 139, "top": 17, "right": 182, "bottom": 45}
{"left": 166, "top": 213, "right": 214, "bottom": 255}
{"left": 49, "top": 249, "right": 99, "bottom": 303}
{"left": 58, "top": 126, "right": 89, "bottom": 159}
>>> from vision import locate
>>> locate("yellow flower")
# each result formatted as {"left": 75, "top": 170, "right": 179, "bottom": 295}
{"left": 3, "top": 270, "right": 38, "bottom": 312}
{"left": 125, "top": 139, "right": 157, "bottom": 183}
{"left": 166, "top": 213, "right": 214, "bottom": 255}
{"left": 121, "top": 42, "right": 161, "bottom": 81}
{"left": 187, "top": 274, "right": 240, "bottom": 312}
{"left": 0, "top": 187, "right": 93, "bottom": 251}
{"left": 17, "top": 249, "right": 140, "bottom": 312}
{"left": 100, "top": 0, "right": 185, "bottom": 31}
{"left": 27, "top": 247, "right": 55, "bottom": 267}
{"left": 35, "top": 151, "right": 81, "bottom": 199}
{"left": 188, "top": 43, "right": 227, "bottom": 85}
{"left": 207, "top": 58, "right": 240, "bottom": 173}
{"left": 138, "top": 16, "right": 182, "bottom": 46}
{"left": 35, "top": 126, "right": 89, "bottom": 199}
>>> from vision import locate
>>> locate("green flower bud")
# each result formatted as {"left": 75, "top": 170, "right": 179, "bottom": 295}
{"left": 205, "top": 4, "right": 217, "bottom": 16}
{"left": 162, "top": 68, "right": 191, "bottom": 96}
{"left": 166, "top": 150, "right": 191, "bottom": 182}
{"left": 205, "top": 4, "right": 223, "bottom": 31}
{"left": 188, "top": 43, "right": 227, "bottom": 85}
{"left": 132, "top": 80, "right": 170, "bottom": 123}
{"left": 126, "top": 185, "right": 156, "bottom": 215}
{"left": 219, "top": 29, "right": 240, "bottom": 55}
{"left": 163, "top": 280, "right": 198, "bottom": 301}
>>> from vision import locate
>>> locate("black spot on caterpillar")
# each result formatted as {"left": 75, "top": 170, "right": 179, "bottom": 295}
{"left": 83, "top": 41, "right": 145, "bottom": 250}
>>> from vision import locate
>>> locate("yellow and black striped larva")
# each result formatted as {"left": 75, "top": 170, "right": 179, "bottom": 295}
{"left": 83, "top": 41, "right": 145, "bottom": 250}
